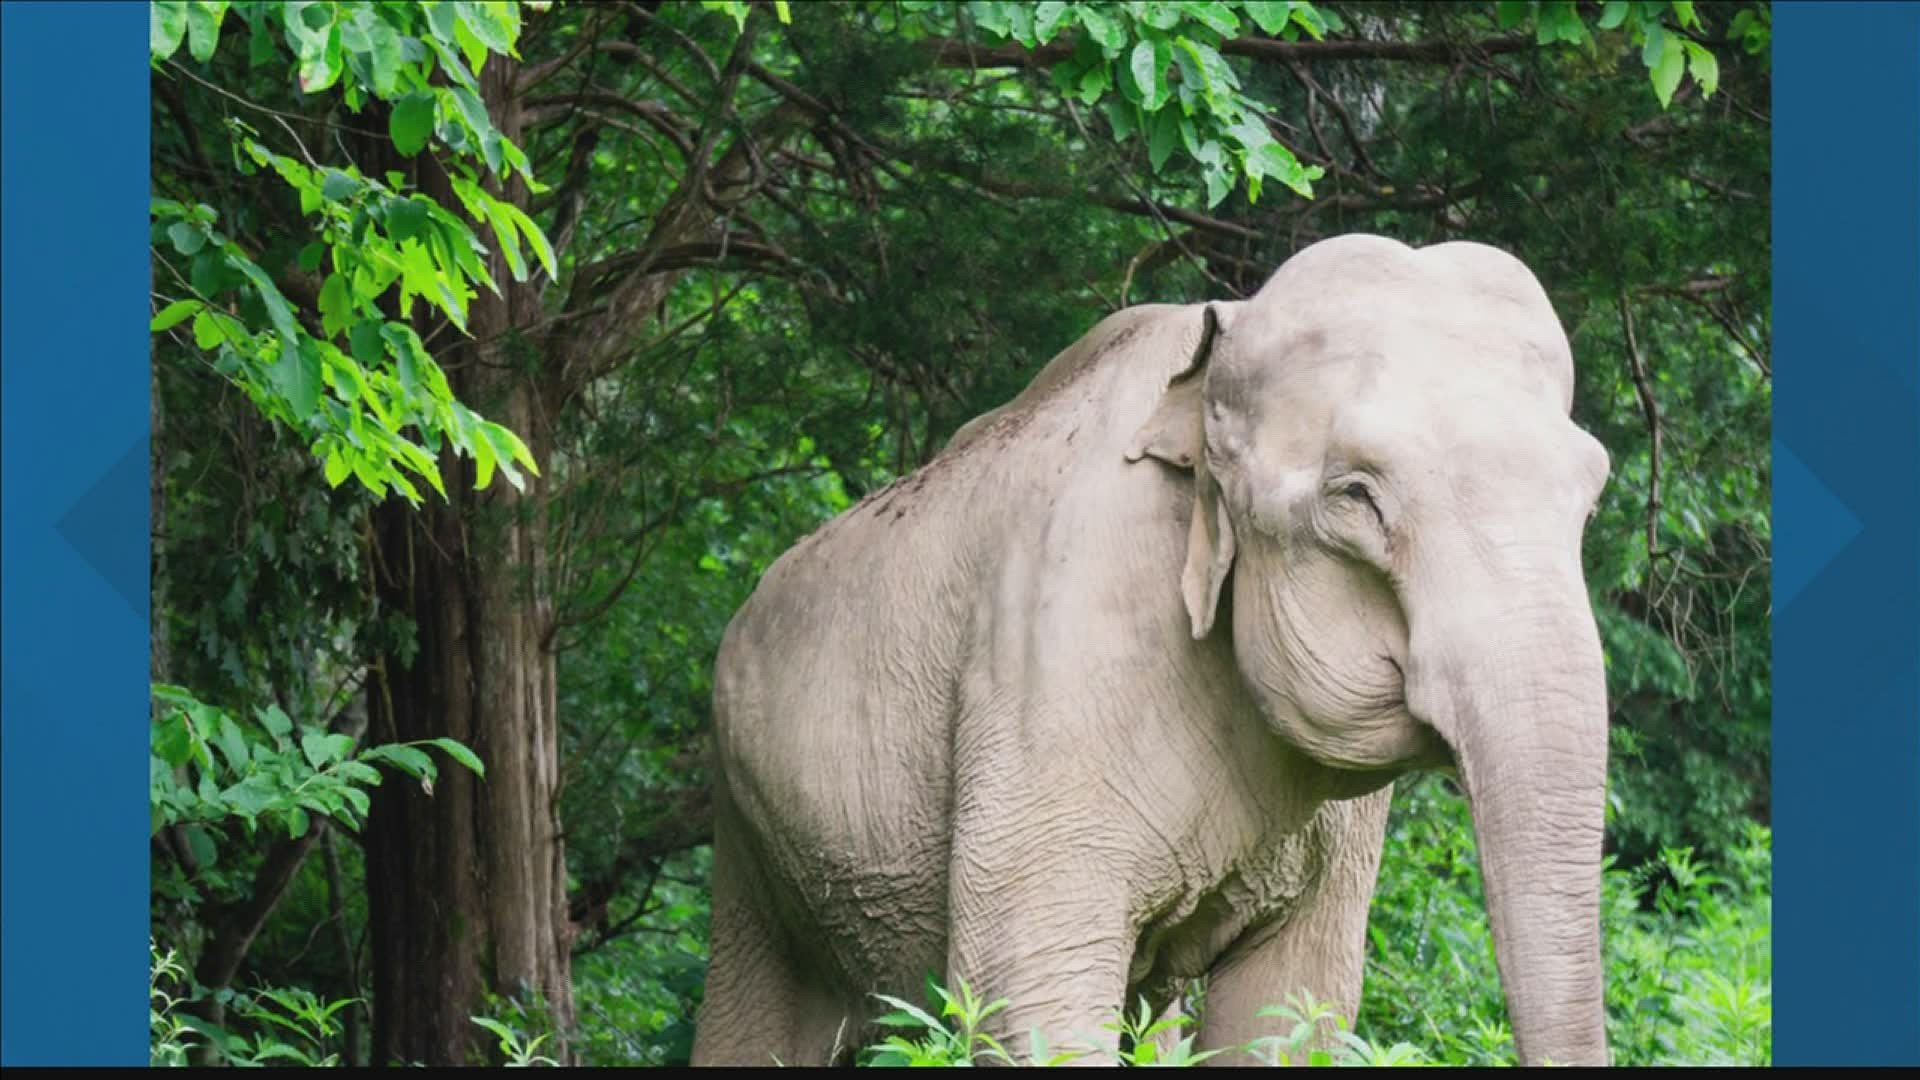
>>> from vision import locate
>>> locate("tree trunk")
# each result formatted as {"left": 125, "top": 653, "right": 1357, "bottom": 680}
{"left": 363, "top": 56, "right": 575, "bottom": 1067}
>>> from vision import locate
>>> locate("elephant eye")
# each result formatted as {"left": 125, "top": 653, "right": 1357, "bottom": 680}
{"left": 1339, "top": 481, "right": 1386, "bottom": 529}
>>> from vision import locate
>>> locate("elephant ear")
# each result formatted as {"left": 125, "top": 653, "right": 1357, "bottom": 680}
{"left": 1125, "top": 304, "right": 1237, "bottom": 640}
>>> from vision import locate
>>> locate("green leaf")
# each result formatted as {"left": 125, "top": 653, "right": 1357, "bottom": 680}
{"left": 151, "top": 1, "right": 189, "bottom": 59}
{"left": 1138, "top": 1, "right": 1182, "bottom": 30}
{"left": 186, "top": 1, "right": 227, "bottom": 63}
{"left": 365, "top": 15, "right": 403, "bottom": 96}
{"left": 1670, "top": 0, "right": 1699, "bottom": 30}
{"left": 1241, "top": 1, "right": 1294, "bottom": 35}
{"left": 365, "top": 743, "right": 436, "bottom": 779}
{"left": 324, "top": 447, "right": 351, "bottom": 487}
{"left": 349, "top": 320, "right": 386, "bottom": 369}
{"left": 320, "top": 169, "right": 363, "bottom": 202}
{"left": 1203, "top": 162, "right": 1231, "bottom": 208}
{"left": 1033, "top": 1, "right": 1069, "bottom": 43}
{"left": 183, "top": 824, "right": 219, "bottom": 868}
{"left": 1077, "top": 4, "right": 1125, "bottom": 51}
{"left": 471, "top": 426, "right": 499, "bottom": 489}
{"left": 221, "top": 774, "right": 280, "bottom": 819}
{"left": 274, "top": 341, "right": 324, "bottom": 421}
{"left": 288, "top": 806, "right": 311, "bottom": 839}
{"left": 1178, "top": 1, "right": 1239, "bottom": 37}
{"left": 427, "top": 737, "right": 486, "bottom": 777}
{"left": 456, "top": 0, "right": 514, "bottom": 57}
{"left": 302, "top": 731, "right": 354, "bottom": 769}
{"left": 1129, "top": 39, "right": 1163, "bottom": 110}
{"left": 1255, "top": 142, "right": 1318, "bottom": 197}
{"left": 387, "top": 195, "right": 432, "bottom": 242}
{"left": 1004, "top": 1, "right": 1036, "bottom": 46}
{"left": 151, "top": 299, "right": 204, "bottom": 333}
{"left": 231, "top": 256, "right": 302, "bottom": 346}
{"left": 1641, "top": 20, "right": 1666, "bottom": 69}
{"left": 213, "top": 714, "right": 251, "bottom": 773}
{"left": 1287, "top": 3, "right": 1327, "bottom": 40}
{"left": 1597, "top": 1, "right": 1630, "bottom": 30}
{"left": 1148, "top": 105, "right": 1180, "bottom": 173}
{"left": 1102, "top": 97, "right": 1137, "bottom": 141}
{"left": 502, "top": 202, "right": 557, "bottom": 279}
{"left": 168, "top": 222, "right": 206, "bottom": 256}
{"left": 1077, "top": 64, "right": 1109, "bottom": 105}
{"left": 318, "top": 273, "right": 353, "bottom": 339}
{"left": 333, "top": 760, "right": 384, "bottom": 786}
{"left": 1536, "top": 1, "right": 1585, "bottom": 46}
{"left": 258, "top": 703, "right": 294, "bottom": 741}
{"left": 1649, "top": 32, "right": 1685, "bottom": 108}
{"left": 250, "top": 12, "right": 278, "bottom": 65}
{"left": 483, "top": 420, "right": 540, "bottom": 477}
{"left": 154, "top": 713, "right": 195, "bottom": 768}
{"left": 452, "top": 8, "right": 491, "bottom": 76}
{"left": 390, "top": 93, "right": 436, "bottom": 157}
{"left": 1683, "top": 40, "right": 1719, "bottom": 98}
{"left": 1173, "top": 37, "right": 1208, "bottom": 98}
{"left": 1495, "top": 0, "right": 1530, "bottom": 30}
{"left": 480, "top": 197, "right": 528, "bottom": 281}
{"left": 191, "top": 310, "right": 229, "bottom": 350}
{"left": 339, "top": 784, "right": 371, "bottom": 821}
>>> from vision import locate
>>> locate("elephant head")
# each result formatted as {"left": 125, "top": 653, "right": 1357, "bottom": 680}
{"left": 1126, "top": 235, "right": 1612, "bottom": 1066}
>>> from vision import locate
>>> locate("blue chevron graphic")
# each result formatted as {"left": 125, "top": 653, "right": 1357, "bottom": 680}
{"left": 53, "top": 438, "right": 148, "bottom": 619}
{"left": 1771, "top": 443, "right": 1863, "bottom": 611}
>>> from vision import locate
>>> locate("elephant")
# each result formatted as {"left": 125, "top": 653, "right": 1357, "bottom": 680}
{"left": 689, "top": 234, "right": 1613, "bottom": 1067}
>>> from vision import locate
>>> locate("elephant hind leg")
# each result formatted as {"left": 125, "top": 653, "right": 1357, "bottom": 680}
{"left": 691, "top": 798, "right": 857, "bottom": 1067}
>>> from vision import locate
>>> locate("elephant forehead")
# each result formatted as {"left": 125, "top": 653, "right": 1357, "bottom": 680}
{"left": 1239, "top": 241, "right": 1573, "bottom": 414}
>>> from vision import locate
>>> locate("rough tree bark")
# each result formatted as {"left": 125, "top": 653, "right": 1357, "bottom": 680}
{"left": 363, "top": 54, "right": 575, "bottom": 1067}
{"left": 360, "top": 22, "right": 792, "bottom": 1061}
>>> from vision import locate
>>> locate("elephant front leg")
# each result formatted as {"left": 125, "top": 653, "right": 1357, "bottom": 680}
{"left": 1197, "top": 789, "right": 1392, "bottom": 1066}
{"left": 944, "top": 839, "right": 1140, "bottom": 1066}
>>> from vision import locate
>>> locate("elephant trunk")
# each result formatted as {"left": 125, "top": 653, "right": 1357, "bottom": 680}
{"left": 1408, "top": 579, "right": 1611, "bottom": 1067}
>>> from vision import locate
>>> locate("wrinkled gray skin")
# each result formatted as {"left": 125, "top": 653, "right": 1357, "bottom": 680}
{"left": 690, "top": 235, "right": 1612, "bottom": 1067}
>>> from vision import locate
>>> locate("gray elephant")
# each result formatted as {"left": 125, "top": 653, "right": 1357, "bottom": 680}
{"left": 690, "top": 234, "right": 1612, "bottom": 1067}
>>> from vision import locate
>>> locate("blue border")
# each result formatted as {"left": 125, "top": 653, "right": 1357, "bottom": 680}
{"left": 0, "top": 0, "right": 1916, "bottom": 1068}
{"left": 1774, "top": 2, "right": 1920, "bottom": 1066}
{"left": 0, "top": 2, "right": 152, "bottom": 1067}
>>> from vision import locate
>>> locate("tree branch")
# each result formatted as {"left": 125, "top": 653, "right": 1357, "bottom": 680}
{"left": 1619, "top": 295, "right": 1666, "bottom": 595}
{"left": 523, "top": 91, "right": 693, "bottom": 155}
{"left": 567, "top": 782, "right": 713, "bottom": 947}
{"left": 923, "top": 32, "right": 1534, "bottom": 70}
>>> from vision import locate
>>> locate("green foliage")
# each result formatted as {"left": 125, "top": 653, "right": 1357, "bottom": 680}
{"left": 854, "top": 982, "right": 1433, "bottom": 1067}
{"left": 1499, "top": 1, "right": 1729, "bottom": 108}
{"left": 964, "top": 1, "right": 1338, "bottom": 206}
{"left": 151, "top": 942, "right": 199, "bottom": 1067}
{"left": 699, "top": 0, "right": 794, "bottom": 32}
{"left": 1106, "top": 995, "right": 1223, "bottom": 1066}
{"left": 150, "top": 1, "right": 550, "bottom": 504}
{"left": 863, "top": 977, "right": 1025, "bottom": 1066}
{"left": 152, "top": 934, "right": 362, "bottom": 1068}
{"left": 151, "top": 682, "right": 482, "bottom": 844}
{"left": 567, "top": 853, "right": 712, "bottom": 1065}
{"left": 471, "top": 1015, "right": 562, "bottom": 1067}
{"left": 149, "top": 678, "right": 478, "bottom": 1068}
{"left": 192, "top": 986, "right": 360, "bottom": 1067}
